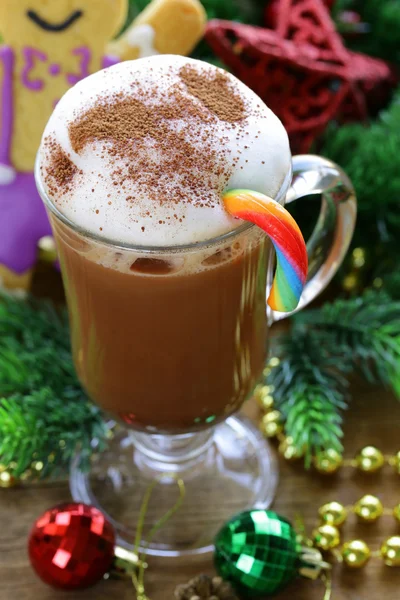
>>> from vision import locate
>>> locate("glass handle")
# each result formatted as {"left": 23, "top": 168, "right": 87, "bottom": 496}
{"left": 269, "top": 154, "right": 357, "bottom": 322}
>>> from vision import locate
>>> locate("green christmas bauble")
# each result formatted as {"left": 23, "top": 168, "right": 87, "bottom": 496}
{"left": 214, "top": 510, "right": 300, "bottom": 597}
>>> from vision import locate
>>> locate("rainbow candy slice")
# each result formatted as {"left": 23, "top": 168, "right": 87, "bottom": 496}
{"left": 223, "top": 189, "right": 308, "bottom": 312}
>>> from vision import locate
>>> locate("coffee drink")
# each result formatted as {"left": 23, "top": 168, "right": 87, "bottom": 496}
{"left": 38, "top": 55, "right": 290, "bottom": 432}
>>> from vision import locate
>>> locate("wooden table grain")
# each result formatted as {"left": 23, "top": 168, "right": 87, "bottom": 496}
{"left": 1, "top": 380, "right": 400, "bottom": 600}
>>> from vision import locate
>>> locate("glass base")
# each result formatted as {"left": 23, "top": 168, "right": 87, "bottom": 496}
{"left": 70, "top": 415, "right": 278, "bottom": 560}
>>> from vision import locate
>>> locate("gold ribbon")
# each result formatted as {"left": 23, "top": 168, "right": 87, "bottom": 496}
{"left": 132, "top": 476, "right": 186, "bottom": 599}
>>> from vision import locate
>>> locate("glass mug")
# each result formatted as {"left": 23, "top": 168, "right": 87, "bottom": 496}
{"left": 36, "top": 154, "right": 356, "bottom": 558}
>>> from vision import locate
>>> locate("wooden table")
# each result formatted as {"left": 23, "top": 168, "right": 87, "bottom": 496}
{"left": 1, "top": 379, "right": 400, "bottom": 600}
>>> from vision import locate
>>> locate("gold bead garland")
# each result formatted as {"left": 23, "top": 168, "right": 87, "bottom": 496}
{"left": 314, "top": 498, "right": 400, "bottom": 568}
{"left": 256, "top": 365, "right": 400, "bottom": 556}
{"left": 256, "top": 373, "right": 400, "bottom": 573}
{"left": 256, "top": 377, "right": 400, "bottom": 474}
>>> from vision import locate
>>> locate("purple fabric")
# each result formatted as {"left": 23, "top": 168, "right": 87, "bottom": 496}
{"left": 0, "top": 173, "right": 52, "bottom": 273}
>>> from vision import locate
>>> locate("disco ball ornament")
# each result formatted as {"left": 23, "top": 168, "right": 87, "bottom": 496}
{"left": 28, "top": 502, "right": 116, "bottom": 590}
{"left": 214, "top": 509, "right": 328, "bottom": 597}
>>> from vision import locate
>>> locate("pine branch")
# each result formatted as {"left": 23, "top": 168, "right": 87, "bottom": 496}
{"left": 267, "top": 291, "right": 400, "bottom": 462}
{"left": 296, "top": 293, "right": 400, "bottom": 393}
{"left": 0, "top": 296, "right": 108, "bottom": 478}
{"left": 333, "top": 0, "right": 400, "bottom": 65}
{"left": 267, "top": 330, "right": 350, "bottom": 466}
{"left": 321, "top": 89, "right": 400, "bottom": 252}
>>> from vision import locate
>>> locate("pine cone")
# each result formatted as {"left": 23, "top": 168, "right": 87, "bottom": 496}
{"left": 175, "top": 574, "right": 239, "bottom": 600}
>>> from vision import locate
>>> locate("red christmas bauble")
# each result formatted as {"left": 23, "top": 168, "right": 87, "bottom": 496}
{"left": 28, "top": 502, "right": 115, "bottom": 590}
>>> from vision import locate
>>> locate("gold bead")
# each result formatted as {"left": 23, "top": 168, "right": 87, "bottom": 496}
{"left": 351, "top": 247, "right": 366, "bottom": 269}
{"left": 355, "top": 446, "right": 385, "bottom": 473}
{"left": 278, "top": 437, "right": 303, "bottom": 461}
{"left": 391, "top": 451, "right": 400, "bottom": 475}
{"left": 259, "top": 396, "right": 275, "bottom": 412}
{"left": 393, "top": 504, "right": 400, "bottom": 523}
{"left": 0, "top": 469, "right": 17, "bottom": 488}
{"left": 354, "top": 495, "right": 383, "bottom": 523}
{"left": 342, "top": 273, "right": 359, "bottom": 292}
{"left": 20, "top": 469, "right": 33, "bottom": 482}
{"left": 260, "top": 410, "right": 283, "bottom": 438}
{"left": 342, "top": 540, "right": 371, "bottom": 568}
{"left": 31, "top": 460, "right": 44, "bottom": 473}
{"left": 38, "top": 235, "right": 57, "bottom": 263}
{"left": 106, "top": 428, "right": 115, "bottom": 440}
{"left": 314, "top": 449, "right": 343, "bottom": 474}
{"left": 268, "top": 357, "right": 280, "bottom": 368}
{"left": 312, "top": 525, "right": 340, "bottom": 551}
{"left": 254, "top": 385, "right": 275, "bottom": 412}
{"left": 380, "top": 537, "right": 400, "bottom": 566}
{"left": 319, "top": 502, "right": 347, "bottom": 527}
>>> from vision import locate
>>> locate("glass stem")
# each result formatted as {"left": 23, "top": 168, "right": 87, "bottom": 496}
{"left": 130, "top": 430, "right": 215, "bottom": 476}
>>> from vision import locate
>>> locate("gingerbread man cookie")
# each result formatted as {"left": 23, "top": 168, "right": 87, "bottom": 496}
{"left": 0, "top": 0, "right": 205, "bottom": 289}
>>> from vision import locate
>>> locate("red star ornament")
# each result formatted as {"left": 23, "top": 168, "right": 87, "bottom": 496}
{"left": 206, "top": 0, "right": 397, "bottom": 152}
{"left": 265, "top": 0, "right": 336, "bottom": 30}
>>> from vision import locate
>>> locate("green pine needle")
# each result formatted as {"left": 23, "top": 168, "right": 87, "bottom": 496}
{"left": 333, "top": 0, "right": 400, "bottom": 65}
{"left": 0, "top": 296, "right": 108, "bottom": 478}
{"left": 321, "top": 88, "right": 400, "bottom": 251}
{"left": 267, "top": 291, "right": 400, "bottom": 465}
{"left": 267, "top": 331, "right": 349, "bottom": 466}
{"left": 298, "top": 293, "right": 400, "bottom": 393}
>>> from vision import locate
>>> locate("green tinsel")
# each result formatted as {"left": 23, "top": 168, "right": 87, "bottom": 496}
{"left": 266, "top": 291, "right": 400, "bottom": 465}
{"left": 0, "top": 296, "right": 107, "bottom": 478}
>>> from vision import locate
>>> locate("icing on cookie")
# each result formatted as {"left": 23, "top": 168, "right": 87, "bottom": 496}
{"left": 67, "top": 47, "right": 91, "bottom": 84}
{"left": 0, "top": 46, "right": 14, "bottom": 166}
{"left": 126, "top": 24, "right": 159, "bottom": 58}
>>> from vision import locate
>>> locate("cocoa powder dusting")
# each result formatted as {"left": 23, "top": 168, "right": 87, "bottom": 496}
{"left": 44, "top": 64, "right": 255, "bottom": 218}
{"left": 69, "top": 96, "right": 155, "bottom": 154}
{"left": 179, "top": 65, "right": 246, "bottom": 123}
{"left": 42, "top": 140, "right": 79, "bottom": 196}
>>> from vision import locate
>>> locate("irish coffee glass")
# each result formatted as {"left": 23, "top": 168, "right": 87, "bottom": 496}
{"left": 36, "top": 154, "right": 356, "bottom": 558}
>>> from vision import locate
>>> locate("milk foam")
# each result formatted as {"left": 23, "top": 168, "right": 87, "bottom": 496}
{"left": 39, "top": 55, "right": 291, "bottom": 247}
